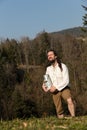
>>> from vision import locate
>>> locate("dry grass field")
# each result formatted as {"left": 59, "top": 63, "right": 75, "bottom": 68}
{"left": 0, "top": 116, "right": 87, "bottom": 130}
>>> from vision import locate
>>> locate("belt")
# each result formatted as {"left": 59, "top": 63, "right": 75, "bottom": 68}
{"left": 52, "top": 86, "right": 70, "bottom": 95}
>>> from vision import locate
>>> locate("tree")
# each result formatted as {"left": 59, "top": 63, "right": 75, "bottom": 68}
{"left": 82, "top": 4, "right": 87, "bottom": 33}
{"left": 35, "top": 31, "right": 51, "bottom": 64}
{"left": 82, "top": 5, "right": 87, "bottom": 26}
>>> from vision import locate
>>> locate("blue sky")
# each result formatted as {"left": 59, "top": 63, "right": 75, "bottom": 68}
{"left": 0, "top": 0, "right": 85, "bottom": 40}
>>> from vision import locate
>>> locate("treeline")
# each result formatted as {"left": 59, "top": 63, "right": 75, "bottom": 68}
{"left": 0, "top": 31, "right": 87, "bottom": 120}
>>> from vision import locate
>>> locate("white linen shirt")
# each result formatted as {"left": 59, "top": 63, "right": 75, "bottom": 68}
{"left": 46, "top": 63, "right": 69, "bottom": 91}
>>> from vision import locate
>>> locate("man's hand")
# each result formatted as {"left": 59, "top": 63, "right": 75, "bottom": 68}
{"left": 49, "top": 86, "right": 57, "bottom": 93}
{"left": 42, "top": 83, "right": 49, "bottom": 92}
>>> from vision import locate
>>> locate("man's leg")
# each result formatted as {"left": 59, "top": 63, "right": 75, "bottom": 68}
{"left": 62, "top": 88, "right": 75, "bottom": 117}
{"left": 53, "top": 92, "right": 64, "bottom": 118}
{"left": 67, "top": 97, "right": 75, "bottom": 117}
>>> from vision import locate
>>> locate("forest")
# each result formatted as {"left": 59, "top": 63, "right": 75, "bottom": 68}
{"left": 0, "top": 27, "right": 87, "bottom": 120}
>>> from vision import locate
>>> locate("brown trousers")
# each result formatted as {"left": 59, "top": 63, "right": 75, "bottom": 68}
{"left": 52, "top": 87, "right": 72, "bottom": 115}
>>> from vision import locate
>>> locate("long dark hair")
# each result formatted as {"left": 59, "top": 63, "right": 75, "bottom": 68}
{"left": 46, "top": 49, "right": 63, "bottom": 71}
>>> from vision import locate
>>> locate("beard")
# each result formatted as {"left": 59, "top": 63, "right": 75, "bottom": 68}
{"left": 49, "top": 59, "right": 56, "bottom": 65}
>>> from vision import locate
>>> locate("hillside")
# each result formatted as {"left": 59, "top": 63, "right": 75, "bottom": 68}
{"left": 0, "top": 27, "right": 87, "bottom": 120}
{"left": 51, "top": 26, "right": 87, "bottom": 37}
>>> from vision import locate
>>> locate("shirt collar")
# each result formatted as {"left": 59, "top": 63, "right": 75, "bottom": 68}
{"left": 51, "top": 63, "right": 58, "bottom": 69}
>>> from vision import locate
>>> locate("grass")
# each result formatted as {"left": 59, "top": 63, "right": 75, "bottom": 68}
{"left": 0, "top": 116, "right": 87, "bottom": 130}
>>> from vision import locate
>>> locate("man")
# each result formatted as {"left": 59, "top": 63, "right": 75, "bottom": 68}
{"left": 42, "top": 49, "right": 75, "bottom": 118}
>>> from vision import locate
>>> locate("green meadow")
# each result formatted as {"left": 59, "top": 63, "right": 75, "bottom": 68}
{"left": 0, "top": 116, "right": 87, "bottom": 130}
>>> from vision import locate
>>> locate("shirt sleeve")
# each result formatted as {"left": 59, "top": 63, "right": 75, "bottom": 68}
{"left": 55, "top": 64, "right": 69, "bottom": 91}
{"left": 46, "top": 67, "right": 49, "bottom": 74}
